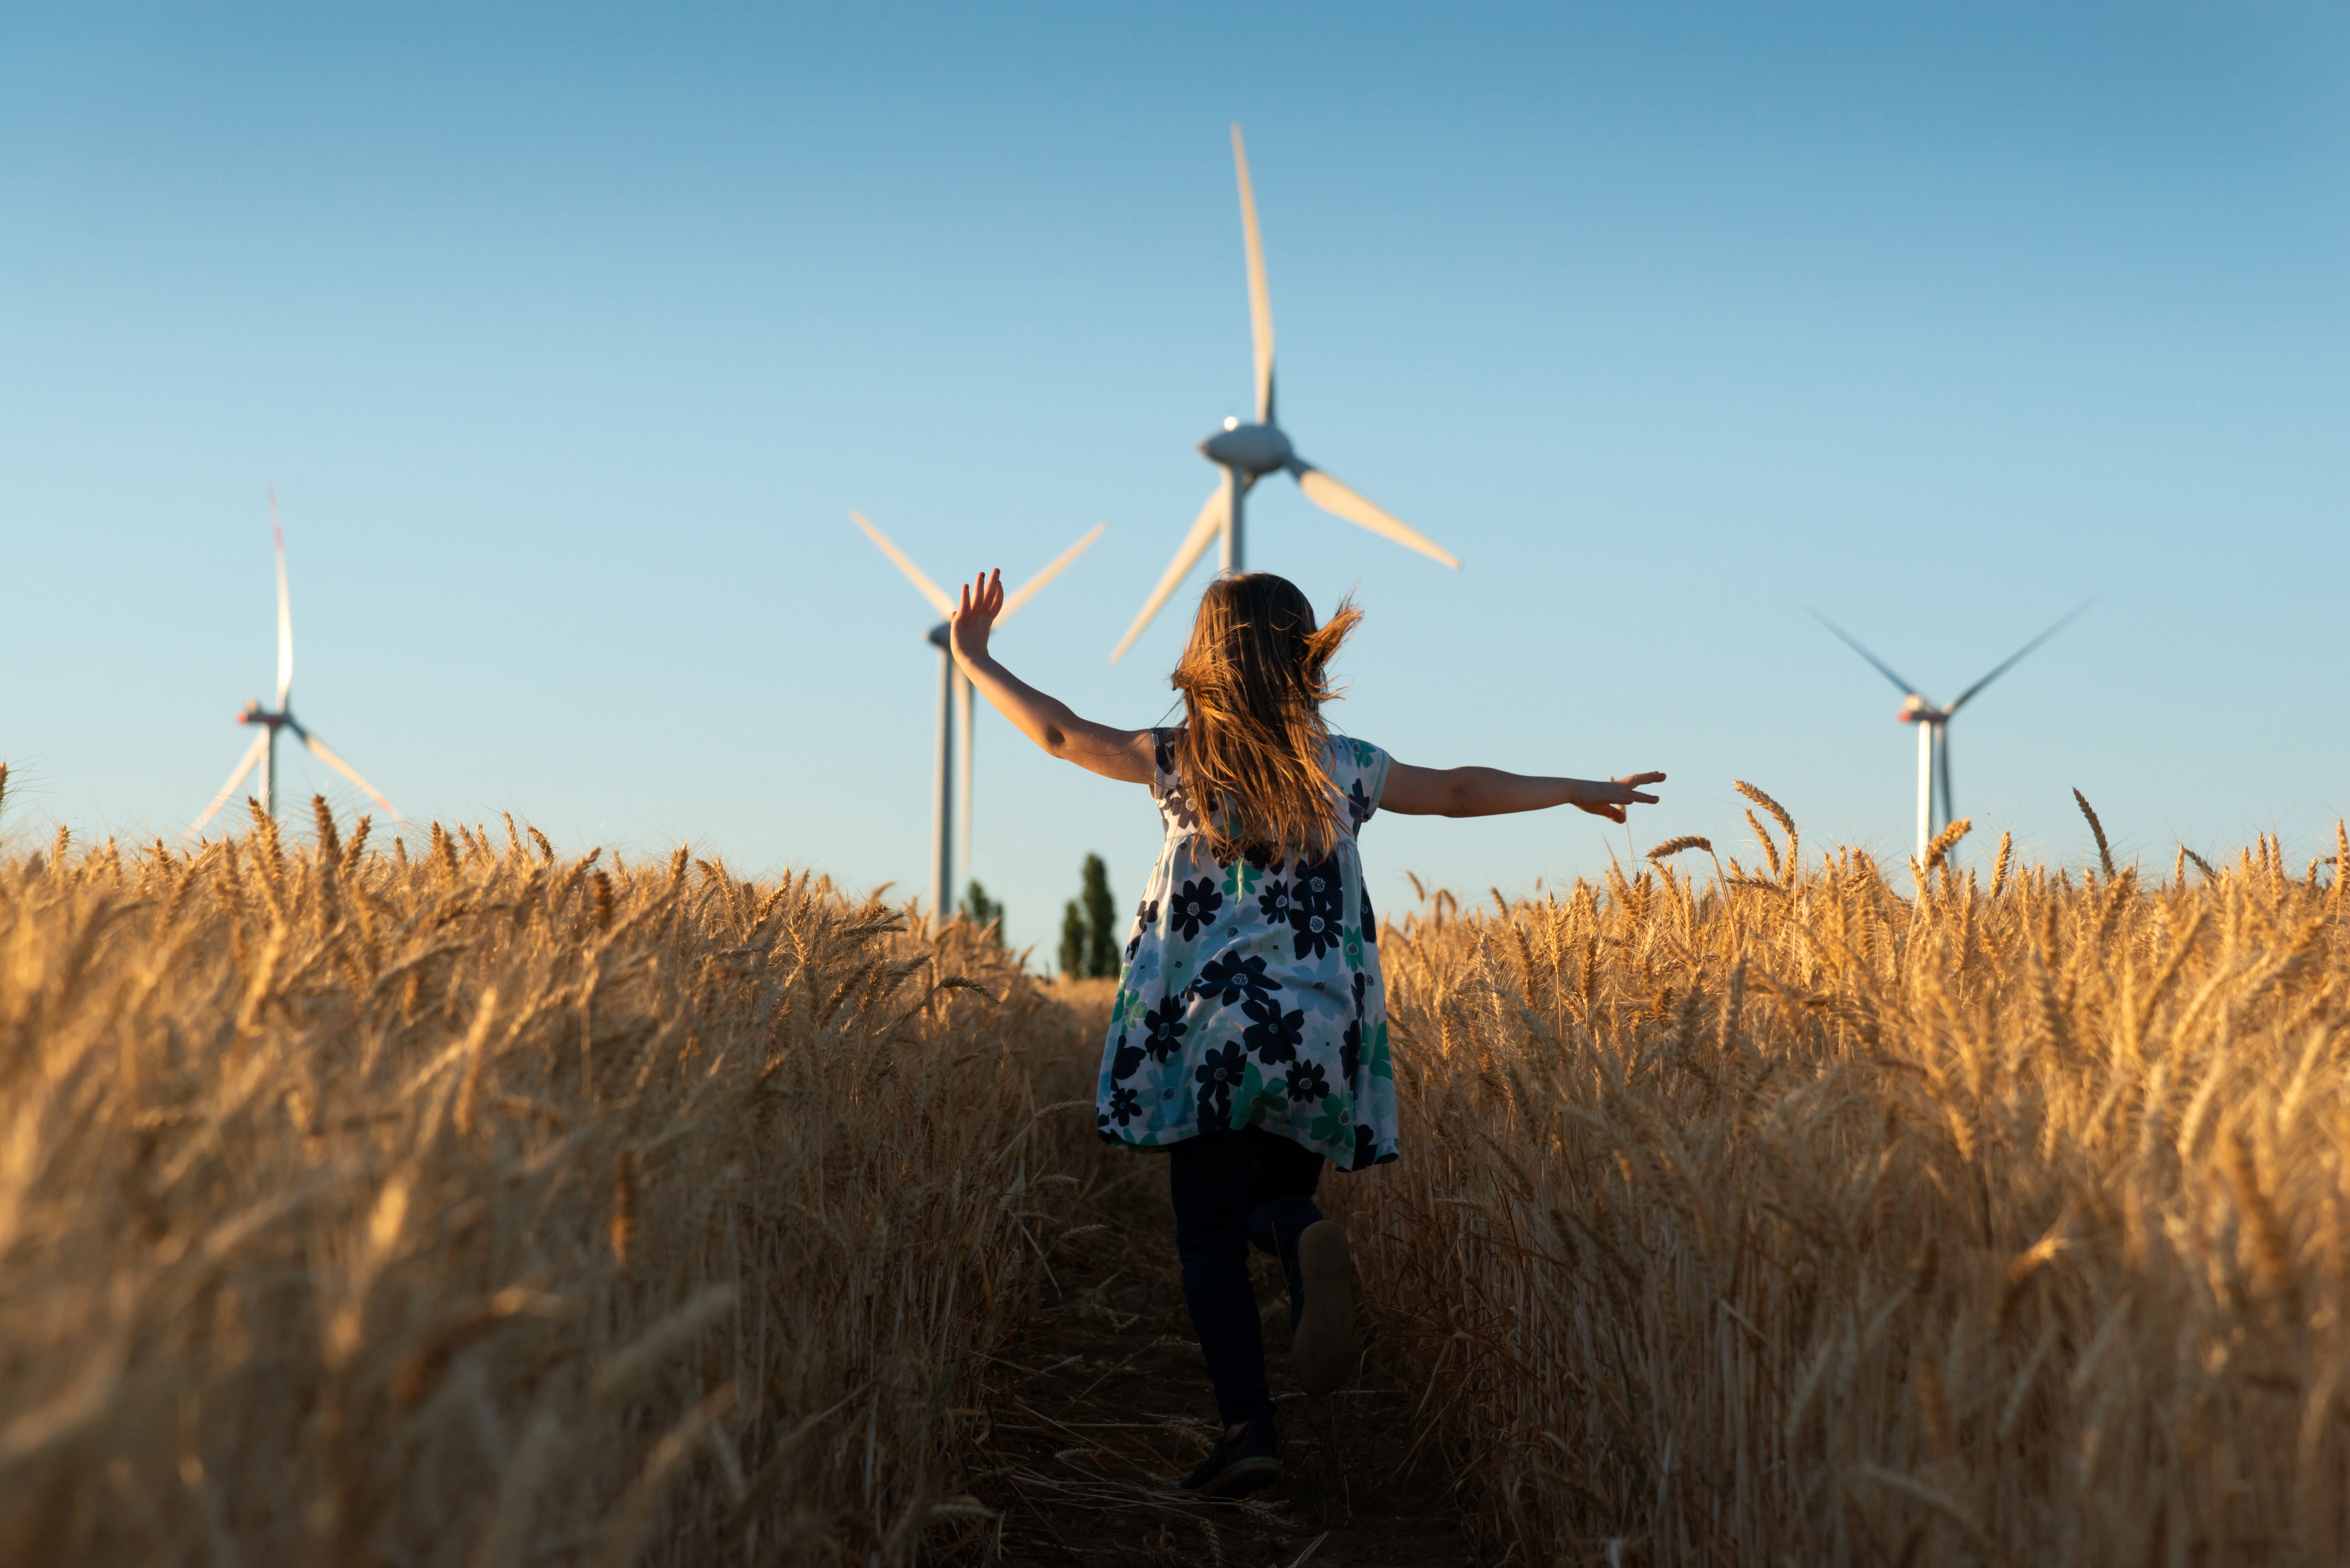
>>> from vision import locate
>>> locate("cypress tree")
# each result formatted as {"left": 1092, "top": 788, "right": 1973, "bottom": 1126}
{"left": 958, "top": 881, "right": 1004, "bottom": 945}
{"left": 1057, "top": 855, "right": 1121, "bottom": 978}
{"left": 1080, "top": 854, "right": 1118, "bottom": 977}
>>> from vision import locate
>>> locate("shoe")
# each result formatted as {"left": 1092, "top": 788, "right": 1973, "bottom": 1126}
{"left": 1179, "top": 1412, "right": 1280, "bottom": 1497}
{"left": 1292, "top": 1220, "right": 1356, "bottom": 1396}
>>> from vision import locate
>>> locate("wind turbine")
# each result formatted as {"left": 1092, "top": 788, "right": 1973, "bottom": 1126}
{"left": 852, "top": 512, "right": 1106, "bottom": 920}
{"left": 189, "top": 491, "right": 404, "bottom": 838}
{"left": 1812, "top": 602, "right": 2090, "bottom": 864}
{"left": 1109, "top": 124, "right": 1461, "bottom": 663}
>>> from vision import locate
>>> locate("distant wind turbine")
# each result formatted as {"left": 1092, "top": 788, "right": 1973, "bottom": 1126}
{"left": 190, "top": 490, "right": 403, "bottom": 837}
{"left": 1110, "top": 124, "right": 1461, "bottom": 663}
{"left": 1812, "top": 602, "right": 2090, "bottom": 864}
{"left": 852, "top": 512, "right": 1106, "bottom": 919}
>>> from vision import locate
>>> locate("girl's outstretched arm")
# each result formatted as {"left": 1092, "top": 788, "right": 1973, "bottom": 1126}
{"left": 948, "top": 569, "right": 1156, "bottom": 784}
{"left": 1381, "top": 763, "right": 1666, "bottom": 823}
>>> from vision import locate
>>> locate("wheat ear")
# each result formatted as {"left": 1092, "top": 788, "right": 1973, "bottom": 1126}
{"left": 2072, "top": 788, "right": 2115, "bottom": 878}
{"left": 1734, "top": 780, "right": 1799, "bottom": 878}
{"left": 1923, "top": 818, "right": 1971, "bottom": 878}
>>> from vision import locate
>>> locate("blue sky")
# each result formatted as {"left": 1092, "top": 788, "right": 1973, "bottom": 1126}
{"left": 4, "top": 2, "right": 2344, "bottom": 959}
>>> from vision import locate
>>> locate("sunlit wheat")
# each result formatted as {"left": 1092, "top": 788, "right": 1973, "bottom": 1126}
{"left": 0, "top": 800, "right": 1101, "bottom": 1564}
{"left": 1341, "top": 789, "right": 2349, "bottom": 1565}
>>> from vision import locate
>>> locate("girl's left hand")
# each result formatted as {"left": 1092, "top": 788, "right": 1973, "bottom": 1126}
{"left": 1573, "top": 771, "right": 1667, "bottom": 823}
{"left": 950, "top": 569, "right": 1004, "bottom": 666}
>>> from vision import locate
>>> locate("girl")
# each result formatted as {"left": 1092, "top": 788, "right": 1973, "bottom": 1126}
{"left": 949, "top": 569, "right": 1662, "bottom": 1498}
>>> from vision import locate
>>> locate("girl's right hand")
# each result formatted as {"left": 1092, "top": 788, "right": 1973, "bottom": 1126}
{"left": 1573, "top": 772, "right": 1666, "bottom": 823}
{"left": 949, "top": 569, "right": 1004, "bottom": 667}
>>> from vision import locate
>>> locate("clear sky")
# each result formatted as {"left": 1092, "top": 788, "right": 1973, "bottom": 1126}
{"left": 5, "top": 2, "right": 2344, "bottom": 961}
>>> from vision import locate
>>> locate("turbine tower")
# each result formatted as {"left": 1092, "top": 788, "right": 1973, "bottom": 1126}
{"left": 1110, "top": 124, "right": 1461, "bottom": 663}
{"left": 852, "top": 512, "right": 1106, "bottom": 920}
{"left": 1812, "top": 603, "right": 2090, "bottom": 864}
{"left": 190, "top": 490, "right": 403, "bottom": 836}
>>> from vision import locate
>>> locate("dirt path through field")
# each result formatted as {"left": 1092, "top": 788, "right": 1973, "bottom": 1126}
{"left": 970, "top": 1147, "right": 1473, "bottom": 1568}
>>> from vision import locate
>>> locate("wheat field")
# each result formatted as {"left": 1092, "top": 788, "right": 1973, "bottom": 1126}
{"left": 4, "top": 774, "right": 2346, "bottom": 1566}
{"left": 1344, "top": 789, "right": 2350, "bottom": 1565}
{"left": 0, "top": 785, "right": 1103, "bottom": 1565}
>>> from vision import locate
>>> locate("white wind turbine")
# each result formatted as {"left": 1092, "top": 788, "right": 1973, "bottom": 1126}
{"left": 189, "top": 492, "right": 404, "bottom": 837}
{"left": 1812, "top": 602, "right": 2090, "bottom": 864}
{"left": 1109, "top": 124, "right": 1461, "bottom": 662}
{"left": 852, "top": 512, "right": 1106, "bottom": 919}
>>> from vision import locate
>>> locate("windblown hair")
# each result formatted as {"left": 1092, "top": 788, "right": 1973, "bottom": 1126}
{"left": 1170, "top": 574, "right": 1362, "bottom": 863}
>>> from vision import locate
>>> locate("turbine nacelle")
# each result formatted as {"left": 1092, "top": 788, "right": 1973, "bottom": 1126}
{"left": 1897, "top": 696, "right": 1947, "bottom": 725}
{"left": 1200, "top": 420, "right": 1293, "bottom": 476}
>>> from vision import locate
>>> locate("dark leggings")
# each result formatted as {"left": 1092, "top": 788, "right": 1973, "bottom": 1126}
{"left": 1167, "top": 1127, "right": 1327, "bottom": 1428}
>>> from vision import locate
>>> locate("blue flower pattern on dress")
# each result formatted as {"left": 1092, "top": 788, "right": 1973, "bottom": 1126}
{"left": 1284, "top": 1059, "right": 1331, "bottom": 1104}
{"left": 1140, "top": 996, "right": 1189, "bottom": 1063}
{"left": 1286, "top": 855, "right": 1344, "bottom": 961}
{"left": 1195, "top": 950, "right": 1281, "bottom": 1007}
{"left": 1094, "top": 730, "right": 1398, "bottom": 1171}
{"left": 1309, "top": 1091, "right": 1354, "bottom": 1147}
{"left": 1240, "top": 997, "right": 1306, "bottom": 1065}
{"left": 1291, "top": 977, "right": 1348, "bottom": 1023}
{"left": 1139, "top": 1054, "right": 1190, "bottom": 1135}
{"left": 1170, "top": 878, "right": 1223, "bottom": 941}
{"left": 1194, "top": 1041, "right": 1247, "bottom": 1125}
{"left": 1125, "top": 900, "right": 1159, "bottom": 961}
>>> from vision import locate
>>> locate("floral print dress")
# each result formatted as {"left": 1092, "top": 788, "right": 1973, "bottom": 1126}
{"left": 1096, "top": 729, "right": 1398, "bottom": 1172}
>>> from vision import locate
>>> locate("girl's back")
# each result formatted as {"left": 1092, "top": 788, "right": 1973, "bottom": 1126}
{"left": 1104, "top": 727, "right": 1397, "bottom": 1169}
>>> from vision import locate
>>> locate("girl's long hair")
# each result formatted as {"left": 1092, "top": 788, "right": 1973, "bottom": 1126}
{"left": 1170, "top": 573, "right": 1362, "bottom": 863}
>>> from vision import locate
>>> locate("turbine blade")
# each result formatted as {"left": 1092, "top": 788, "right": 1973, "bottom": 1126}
{"left": 1231, "top": 124, "right": 1276, "bottom": 426}
{"left": 188, "top": 730, "right": 270, "bottom": 838}
{"left": 1290, "top": 463, "right": 1460, "bottom": 569}
{"left": 998, "top": 522, "right": 1108, "bottom": 627}
{"left": 1808, "top": 610, "right": 1923, "bottom": 698}
{"left": 290, "top": 722, "right": 406, "bottom": 824}
{"left": 849, "top": 511, "right": 956, "bottom": 617}
{"left": 1111, "top": 486, "right": 1226, "bottom": 663}
{"left": 1946, "top": 599, "right": 2093, "bottom": 714}
{"left": 270, "top": 487, "right": 293, "bottom": 708}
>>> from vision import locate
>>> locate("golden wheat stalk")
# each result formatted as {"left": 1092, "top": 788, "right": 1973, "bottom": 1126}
{"left": 1922, "top": 817, "right": 1971, "bottom": 878}
{"left": 1733, "top": 780, "right": 1799, "bottom": 878}
{"left": 2072, "top": 787, "right": 2116, "bottom": 878}
{"left": 1330, "top": 817, "right": 2350, "bottom": 1565}
{"left": 0, "top": 824, "right": 1105, "bottom": 1566}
